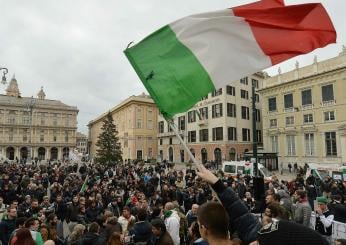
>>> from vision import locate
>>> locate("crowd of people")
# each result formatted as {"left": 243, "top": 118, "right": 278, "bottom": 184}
{"left": 0, "top": 159, "right": 346, "bottom": 245}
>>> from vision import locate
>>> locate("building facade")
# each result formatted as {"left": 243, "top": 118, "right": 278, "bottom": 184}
{"left": 260, "top": 46, "right": 346, "bottom": 168}
{"left": 88, "top": 94, "right": 158, "bottom": 161}
{"left": 0, "top": 77, "right": 78, "bottom": 162}
{"left": 76, "top": 132, "right": 88, "bottom": 154}
{"left": 157, "top": 73, "right": 264, "bottom": 166}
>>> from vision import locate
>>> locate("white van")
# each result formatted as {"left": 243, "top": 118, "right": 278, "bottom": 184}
{"left": 305, "top": 163, "right": 345, "bottom": 181}
{"left": 222, "top": 161, "right": 272, "bottom": 180}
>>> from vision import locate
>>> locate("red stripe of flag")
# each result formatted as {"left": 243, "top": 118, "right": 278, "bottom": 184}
{"left": 233, "top": 3, "right": 336, "bottom": 65}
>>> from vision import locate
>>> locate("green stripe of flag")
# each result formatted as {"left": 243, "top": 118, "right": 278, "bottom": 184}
{"left": 124, "top": 25, "right": 214, "bottom": 119}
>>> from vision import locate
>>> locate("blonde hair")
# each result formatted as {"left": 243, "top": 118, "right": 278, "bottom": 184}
{"left": 68, "top": 224, "right": 85, "bottom": 242}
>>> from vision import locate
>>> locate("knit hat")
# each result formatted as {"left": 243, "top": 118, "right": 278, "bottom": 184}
{"left": 258, "top": 220, "right": 328, "bottom": 245}
{"left": 317, "top": 196, "right": 328, "bottom": 204}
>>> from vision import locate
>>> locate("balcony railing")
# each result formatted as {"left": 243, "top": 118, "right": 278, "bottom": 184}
{"left": 322, "top": 100, "right": 335, "bottom": 107}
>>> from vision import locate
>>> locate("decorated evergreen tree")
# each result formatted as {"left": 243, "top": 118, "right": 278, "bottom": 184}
{"left": 95, "top": 112, "right": 122, "bottom": 165}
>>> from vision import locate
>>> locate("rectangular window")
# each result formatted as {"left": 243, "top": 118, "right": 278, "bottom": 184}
{"left": 305, "top": 133, "right": 314, "bottom": 156}
{"left": 147, "top": 119, "right": 153, "bottom": 129}
{"left": 286, "top": 135, "right": 296, "bottom": 155}
{"left": 284, "top": 94, "right": 293, "bottom": 109}
{"left": 256, "top": 130, "right": 262, "bottom": 143}
{"left": 325, "top": 132, "right": 337, "bottom": 156}
{"left": 303, "top": 114, "right": 313, "bottom": 124}
{"left": 226, "top": 86, "right": 235, "bottom": 96}
{"left": 324, "top": 111, "right": 335, "bottom": 121}
{"left": 241, "top": 106, "right": 249, "bottom": 120}
{"left": 228, "top": 127, "right": 237, "bottom": 141}
{"left": 188, "top": 131, "right": 196, "bottom": 143}
{"left": 9, "top": 128, "right": 14, "bottom": 142}
{"left": 199, "top": 107, "right": 208, "bottom": 119}
{"left": 188, "top": 110, "right": 197, "bottom": 122}
{"left": 211, "top": 88, "right": 222, "bottom": 97}
{"left": 168, "top": 123, "right": 173, "bottom": 132}
{"left": 255, "top": 109, "right": 261, "bottom": 122}
{"left": 23, "top": 112, "right": 30, "bottom": 125}
{"left": 301, "top": 89, "right": 312, "bottom": 106}
{"left": 270, "top": 119, "right": 277, "bottom": 128}
{"left": 255, "top": 94, "right": 260, "bottom": 103}
{"left": 178, "top": 116, "right": 186, "bottom": 131}
{"left": 242, "top": 128, "right": 251, "bottom": 142}
{"left": 240, "top": 77, "right": 248, "bottom": 85}
{"left": 285, "top": 116, "right": 294, "bottom": 126}
{"left": 227, "top": 103, "right": 236, "bottom": 118}
{"left": 271, "top": 136, "right": 278, "bottom": 153}
{"left": 212, "top": 127, "right": 223, "bottom": 141}
{"left": 268, "top": 97, "right": 277, "bottom": 112}
{"left": 241, "top": 89, "right": 249, "bottom": 99}
{"left": 212, "top": 104, "right": 223, "bottom": 118}
{"left": 252, "top": 79, "right": 259, "bottom": 88}
{"left": 322, "top": 84, "right": 334, "bottom": 102}
{"left": 159, "top": 139, "right": 163, "bottom": 145}
{"left": 169, "top": 138, "right": 173, "bottom": 145}
{"left": 136, "top": 119, "right": 142, "bottom": 128}
{"left": 158, "top": 121, "right": 164, "bottom": 133}
{"left": 65, "top": 131, "right": 69, "bottom": 143}
{"left": 199, "top": 129, "right": 209, "bottom": 142}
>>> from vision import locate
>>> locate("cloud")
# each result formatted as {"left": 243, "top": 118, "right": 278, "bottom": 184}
{"left": 0, "top": 0, "right": 344, "bottom": 133}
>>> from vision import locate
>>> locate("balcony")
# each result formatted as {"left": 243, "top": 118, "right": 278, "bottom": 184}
{"left": 322, "top": 100, "right": 335, "bottom": 107}
{"left": 302, "top": 104, "right": 313, "bottom": 110}
{"left": 198, "top": 119, "right": 208, "bottom": 126}
{"left": 284, "top": 107, "right": 295, "bottom": 113}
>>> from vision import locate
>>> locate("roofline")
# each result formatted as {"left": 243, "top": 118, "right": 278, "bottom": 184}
{"left": 258, "top": 65, "right": 346, "bottom": 93}
{"left": 88, "top": 95, "right": 154, "bottom": 126}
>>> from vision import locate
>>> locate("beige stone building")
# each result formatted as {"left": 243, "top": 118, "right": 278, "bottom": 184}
{"left": 76, "top": 132, "right": 88, "bottom": 154}
{"left": 260, "top": 46, "right": 346, "bottom": 168}
{"left": 158, "top": 73, "right": 264, "bottom": 166}
{"left": 0, "top": 76, "right": 78, "bottom": 162}
{"left": 88, "top": 94, "right": 158, "bottom": 161}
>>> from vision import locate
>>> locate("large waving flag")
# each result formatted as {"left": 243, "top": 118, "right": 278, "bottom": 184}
{"left": 124, "top": 0, "right": 336, "bottom": 119}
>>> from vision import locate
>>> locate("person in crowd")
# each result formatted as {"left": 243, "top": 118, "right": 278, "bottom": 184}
{"left": 24, "top": 217, "right": 44, "bottom": 245}
{"left": 188, "top": 221, "right": 208, "bottom": 245}
{"left": 329, "top": 194, "right": 346, "bottom": 223}
{"left": 186, "top": 204, "right": 199, "bottom": 228}
{"left": 0, "top": 207, "right": 17, "bottom": 245}
{"left": 66, "top": 224, "right": 85, "bottom": 245}
{"left": 39, "top": 224, "right": 49, "bottom": 242}
{"left": 163, "top": 202, "right": 180, "bottom": 245}
{"left": 197, "top": 201, "right": 233, "bottom": 245}
{"left": 243, "top": 192, "right": 256, "bottom": 212}
{"left": 151, "top": 218, "right": 174, "bottom": 245}
{"left": 293, "top": 190, "right": 312, "bottom": 227}
{"left": 315, "top": 196, "right": 334, "bottom": 244}
{"left": 86, "top": 200, "right": 101, "bottom": 223}
{"left": 107, "top": 198, "right": 121, "bottom": 217}
{"left": 80, "top": 222, "right": 100, "bottom": 245}
{"left": 196, "top": 164, "right": 329, "bottom": 245}
{"left": 10, "top": 228, "right": 36, "bottom": 245}
{"left": 118, "top": 206, "right": 135, "bottom": 234}
{"left": 106, "top": 231, "right": 122, "bottom": 245}
{"left": 129, "top": 208, "right": 153, "bottom": 243}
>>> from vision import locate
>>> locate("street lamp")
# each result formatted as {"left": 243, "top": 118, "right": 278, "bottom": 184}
{"left": 0, "top": 67, "right": 8, "bottom": 85}
{"left": 26, "top": 96, "right": 36, "bottom": 162}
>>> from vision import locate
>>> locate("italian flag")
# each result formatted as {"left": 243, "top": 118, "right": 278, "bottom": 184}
{"left": 124, "top": 0, "right": 336, "bottom": 119}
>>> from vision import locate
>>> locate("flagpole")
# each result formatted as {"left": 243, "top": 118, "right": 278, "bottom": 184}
{"left": 166, "top": 118, "right": 202, "bottom": 168}
{"left": 165, "top": 118, "right": 221, "bottom": 204}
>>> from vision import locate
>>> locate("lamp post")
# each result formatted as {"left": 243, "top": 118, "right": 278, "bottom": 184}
{"left": 0, "top": 67, "right": 8, "bottom": 85}
{"left": 26, "top": 97, "right": 36, "bottom": 163}
{"left": 252, "top": 80, "right": 258, "bottom": 177}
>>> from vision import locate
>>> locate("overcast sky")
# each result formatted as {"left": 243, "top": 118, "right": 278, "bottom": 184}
{"left": 0, "top": 0, "right": 345, "bottom": 134}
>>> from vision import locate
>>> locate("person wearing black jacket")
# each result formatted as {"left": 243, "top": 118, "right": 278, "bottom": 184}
{"left": 80, "top": 222, "right": 100, "bottom": 245}
{"left": 196, "top": 164, "right": 328, "bottom": 245}
{"left": 129, "top": 208, "right": 153, "bottom": 243}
